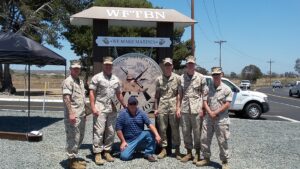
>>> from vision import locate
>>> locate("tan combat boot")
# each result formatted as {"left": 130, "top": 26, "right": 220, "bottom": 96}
{"left": 157, "top": 148, "right": 167, "bottom": 159}
{"left": 180, "top": 149, "right": 192, "bottom": 163}
{"left": 68, "top": 158, "right": 76, "bottom": 169}
{"left": 193, "top": 149, "right": 200, "bottom": 164}
{"left": 222, "top": 161, "right": 229, "bottom": 169}
{"left": 175, "top": 147, "right": 182, "bottom": 160}
{"left": 69, "top": 158, "right": 86, "bottom": 169}
{"left": 104, "top": 151, "right": 115, "bottom": 162}
{"left": 196, "top": 158, "right": 210, "bottom": 167}
{"left": 95, "top": 153, "right": 105, "bottom": 165}
{"left": 77, "top": 159, "right": 86, "bottom": 168}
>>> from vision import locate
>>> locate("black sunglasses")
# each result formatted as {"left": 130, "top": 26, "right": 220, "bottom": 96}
{"left": 128, "top": 103, "right": 137, "bottom": 105}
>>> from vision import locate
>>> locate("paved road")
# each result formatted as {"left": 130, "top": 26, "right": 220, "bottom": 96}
{"left": 1, "top": 87, "right": 300, "bottom": 123}
{"left": 0, "top": 100, "right": 63, "bottom": 112}
{"left": 257, "top": 87, "right": 300, "bottom": 122}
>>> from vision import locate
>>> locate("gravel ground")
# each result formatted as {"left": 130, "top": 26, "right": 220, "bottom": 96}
{"left": 0, "top": 111, "right": 299, "bottom": 169}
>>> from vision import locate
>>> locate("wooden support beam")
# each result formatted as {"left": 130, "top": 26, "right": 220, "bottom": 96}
{"left": 0, "top": 131, "right": 42, "bottom": 142}
{"left": 92, "top": 19, "right": 108, "bottom": 74}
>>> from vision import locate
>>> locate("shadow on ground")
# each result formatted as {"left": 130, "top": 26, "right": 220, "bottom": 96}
{"left": 0, "top": 116, "right": 63, "bottom": 132}
{"left": 229, "top": 113, "right": 267, "bottom": 120}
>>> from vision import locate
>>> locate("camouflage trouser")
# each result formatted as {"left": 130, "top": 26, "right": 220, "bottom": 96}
{"left": 181, "top": 113, "right": 201, "bottom": 150}
{"left": 64, "top": 116, "right": 86, "bottom": 159}
{"left": 93, "top": 112, "right": 117, "bottom": 153}
{"left": 201, "top": 122, "right": 230, "bottom": 161}
{"left": 157, "top": 113, "right": 181, "bottom": 147}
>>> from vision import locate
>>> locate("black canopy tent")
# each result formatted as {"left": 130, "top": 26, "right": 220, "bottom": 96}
{"left": 0, "top": 32, "right": 66, "bottom": 141}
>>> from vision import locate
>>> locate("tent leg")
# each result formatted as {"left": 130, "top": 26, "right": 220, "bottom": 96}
{"left": 65, "top": 65, "right": 67, "bottom": 79}
{"left": 27, "top": 64, "right": 30, "bottom": 133}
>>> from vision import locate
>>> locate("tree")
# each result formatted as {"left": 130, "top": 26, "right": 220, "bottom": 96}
{"left": 241, "top": 65, "right": 262, "bottom": 82}
{"left": 0, "top": 0, "right": 69, "bottom": 93}
{"left": 230, "top": 72, "right": 238, "bottom": 79}
{"left": 294, "top": 58, "right": 300, "bottom": 74}
{"left": 196, "top": 65, "right": 208, "bottom": 75}
{"left": 284, "top": 71, "right": 298, "bottom": 78}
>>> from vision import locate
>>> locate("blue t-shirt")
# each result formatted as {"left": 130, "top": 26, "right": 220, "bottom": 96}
{"left": 116, "top": 108, "right": 152, "bottom": 142}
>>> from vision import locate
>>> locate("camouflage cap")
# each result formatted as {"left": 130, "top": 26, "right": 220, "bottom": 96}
{"left": 163, "top": 58, "right": 173, "bottom": 65}
{"left": 103, "top": 56, "right": 113, "bottom": 64}
{"left": 70, "top": 60, "right": 81, "bottom": 68}
{"left": 211, "top": 67, "right": 222, "bottom": 75}
{"left": 186, "top": 55, "right": 196, "bottom": 64}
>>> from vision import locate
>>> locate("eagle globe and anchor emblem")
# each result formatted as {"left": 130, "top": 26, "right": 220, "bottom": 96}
{"left": 112, "top": 53, "right": 162, "bottom": 113}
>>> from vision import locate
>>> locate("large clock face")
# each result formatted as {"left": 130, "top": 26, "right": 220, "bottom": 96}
{"left": 112, "top": 53, "right": 162, "bottom": 113}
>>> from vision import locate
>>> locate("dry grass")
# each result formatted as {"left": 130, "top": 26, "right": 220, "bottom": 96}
{"left": 12, "top": 74, "right": 65, "bottom": 89}
{"left": 227, "top": 77, "right": 300, "bottom": 88}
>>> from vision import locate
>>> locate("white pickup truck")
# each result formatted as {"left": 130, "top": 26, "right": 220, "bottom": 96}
{"left": 205, "top": 76, "right": 269, "bottom": 119}
{"left": 289, "top": 81, "right": 300, "bottom": 97}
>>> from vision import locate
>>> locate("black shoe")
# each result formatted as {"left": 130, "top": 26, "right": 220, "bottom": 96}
{"left": 145, "top": 155, "right": 157, "bottom": 162}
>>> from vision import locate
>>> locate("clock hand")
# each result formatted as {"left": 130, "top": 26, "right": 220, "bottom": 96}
{"left": 134, "top": 80, "right": 144, "bottom": 89}
{"left": 142, "top": 88, "right": 151, "bottom": 101}
{"left": 139, "top": 78, "right": 148, "bottom": 81}
{"left": 134, "top": 67, "right": 148, "bottom": 82}
{"left": 120, "top": 67, "right": 128, "bottom": 75}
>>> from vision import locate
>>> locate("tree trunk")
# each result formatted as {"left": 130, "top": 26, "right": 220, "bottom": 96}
{"left": 1, "top": 64, "right": 14, "bottom": 93}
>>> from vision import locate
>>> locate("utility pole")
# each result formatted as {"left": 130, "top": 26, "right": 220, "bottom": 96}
{"left": 191, "top": 0, "right": 195, "bottom": 56}
{"left": 215, "top": 40, "right": 226, "bottom": 68}
{"left": 267, "top": 59, "right": 274, "bottom": 86}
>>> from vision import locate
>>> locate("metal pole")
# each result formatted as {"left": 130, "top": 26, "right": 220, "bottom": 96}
{"left": 42, "top": 81, "right": 47, "bottom": 114}
{"left": 24, "top": 65, "right": 27, "bottom": 98}
{"left": 65, "top": 65, "right": 67, "bottom": 79}
{"left": 215, "top": 40, "right": 227, "bottom": 68}
{"left": 267, "top": 59, "right": 274, "bottom": 86}
{"left": 27, "top": 64, "right": 31, "bottom": 133}
{"left": 191, "top": 0, "right": 195, "bottom": 56}
{"left": 219, "top": 42, "right": 222, "bottom": 67}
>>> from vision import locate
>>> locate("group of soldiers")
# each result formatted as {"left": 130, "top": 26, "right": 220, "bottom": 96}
{"left": 62, "top": 56, "right": 232, "bottom": 169}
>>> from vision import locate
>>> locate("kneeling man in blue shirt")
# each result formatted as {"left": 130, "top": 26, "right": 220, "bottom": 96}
{"left": 116, "top": 96, "right": 161, "bottom": 162}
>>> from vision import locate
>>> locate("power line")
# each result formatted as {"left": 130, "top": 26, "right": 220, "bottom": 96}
{"left": 202, "top": 0, "right": 219, "bottom": 39}
{"left": 225, "top": 43, "right": 264, "bottom": 62}
{"left": 186, "top": 0, "right": 191, "bottom": 8}
{"left": 212, "top": 0, "right": 223, "bottom": 38}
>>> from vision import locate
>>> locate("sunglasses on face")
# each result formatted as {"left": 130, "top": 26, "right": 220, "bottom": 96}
{"left": 128, "top": 103, "right": 137, "bottom": 106}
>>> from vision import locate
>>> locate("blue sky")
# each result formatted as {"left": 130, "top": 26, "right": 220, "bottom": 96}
{"left": 12, "top": 0, "right": 300, "bottom": 75}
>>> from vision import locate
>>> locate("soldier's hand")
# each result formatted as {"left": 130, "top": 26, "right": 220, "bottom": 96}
{"left": 122, "top": 104, "right": 127, "bottom": 109}
{"left": 155, "top": 134, "right": 161, "bottom": 144}
{"left": 120, "top": 141, "right": 128, "bottom": 151}
{"left": 69, "top": 113, "right": 76, "bottom": 125}
{"left": 176, "top": 109, "right": 181, "bottom": 118}
{"left": 199, "top": 111, "right": 204, "bottom": 118}
{"left": 154, "top": 110, "right": 159, "bottom": 117}
{"left": 210, "top": 111, "right": 218, "bottom": 119}
{"left": 92, "top": 108, "right": 100, "bottom": 116}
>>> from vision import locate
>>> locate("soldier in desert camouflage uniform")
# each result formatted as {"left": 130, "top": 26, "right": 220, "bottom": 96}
{"left": 89, "top": 56, "right": 126, "bottom": 165}
{"left": 154, "top": 58, "right": 182, "bottom": 160}
{"left": 62, "top": 60, "right": 87, "bottom": 169}
{"left": 177, "top": 56, "right": 208, "bottom": 164}
{"left": 196, "top": 67, "right": 232, "bottom": 169}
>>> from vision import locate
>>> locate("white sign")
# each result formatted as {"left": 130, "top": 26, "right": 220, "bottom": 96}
{"left": 96, "top": 36, "right": 172, "bottom": 47}
{"left": 106, "top": 9, "right": 166, "bottom": 20}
